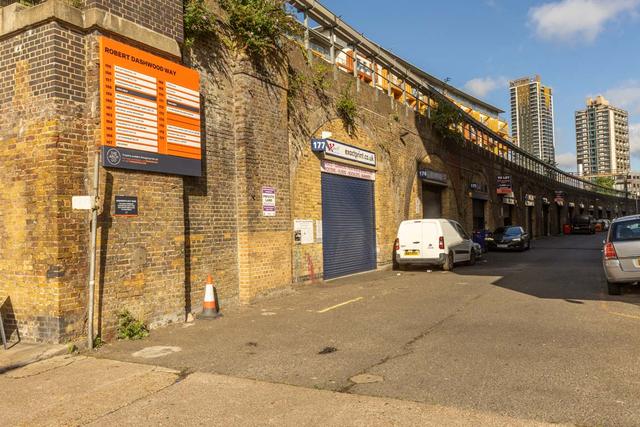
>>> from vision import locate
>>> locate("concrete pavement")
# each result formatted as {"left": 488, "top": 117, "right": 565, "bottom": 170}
{"left": 0, "top": 354, "right": 561, "bottom": 426}
{"left": 3, "top": 233, "right": 640, "bottom": 426}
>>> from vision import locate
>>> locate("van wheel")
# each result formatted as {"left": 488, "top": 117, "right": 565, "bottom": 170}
{"left": 443, "top": 252, "right": 454, "bottom": 271}
{"left": 467, "top": 251, "right": 476, "bottom": 266}
{"left": 607, "top": 281, "right": 622, "bottom": 295}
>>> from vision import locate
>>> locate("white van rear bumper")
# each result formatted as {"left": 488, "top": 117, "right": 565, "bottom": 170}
{"left": 396, "top": 253, "right": 446, "bottom": 266}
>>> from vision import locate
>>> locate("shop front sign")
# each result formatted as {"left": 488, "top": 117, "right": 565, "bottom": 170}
{"left": 503, "top": 192, "right": 516, "bottom": 205}
{"left": 312, "top": 138, "right": 376, "bottom": 167}
{"left": 419, "top": 168, "right": 448, "bottom": 186}
{"left": 321, "top": 160, "right": 376, "bottom": 181}
{"left": 524, "top": 194, "right": 536, "bottom": 207}
{"left": 470, "top": 182, "right": 489, "bottom": 200}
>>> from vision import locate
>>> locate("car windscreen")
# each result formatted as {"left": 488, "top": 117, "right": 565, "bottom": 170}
{"left": 611, "top": 219, "right": 640, "bottom": 242}
{"left": 574, "top": 215, "right": 591, "bottom": 224}
{"left": 494, "top": 227, "right": 520, "bottom": 236}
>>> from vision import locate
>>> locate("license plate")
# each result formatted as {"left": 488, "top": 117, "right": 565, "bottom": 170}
{"left": 404, "top": 250, "right": 420, "bottom": 256}
{"left": 498, "top": 244, "right": 509, "bottom": 249}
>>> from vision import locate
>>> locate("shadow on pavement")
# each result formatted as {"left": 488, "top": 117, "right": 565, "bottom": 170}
{"left": 441, "top": 233, "right": 640, "bottom": 308}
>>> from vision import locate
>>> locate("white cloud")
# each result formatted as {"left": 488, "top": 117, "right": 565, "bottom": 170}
{"left": 630, "top": 124, "right": 640, "bottom": 156}
{"left": 529, "top": 0, "right": 640, "bottom": 43}
{"left": 556, "top": 152, "right": 577, "bottom": 171}
{"left": 603, "top": 81, "right": 640, "bottom": 114}
{"left": 463, "top": 76, "right": 510, "bottom": 99}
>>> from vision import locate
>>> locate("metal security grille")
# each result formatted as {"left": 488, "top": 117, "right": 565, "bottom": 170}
{"left": 321, "top": 173, "right": 377, "bottom": 280}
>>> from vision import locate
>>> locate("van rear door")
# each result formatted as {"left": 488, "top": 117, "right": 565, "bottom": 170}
{"left": 420, "top": 221, "right": 441, "bottom": 260}
{"left": 398, "top": 221, "right": 423, "bottom": 259}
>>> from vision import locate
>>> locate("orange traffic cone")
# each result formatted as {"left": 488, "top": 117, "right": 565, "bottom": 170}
{"left": 197, "top": 274, "right": 222, "bottom": 319}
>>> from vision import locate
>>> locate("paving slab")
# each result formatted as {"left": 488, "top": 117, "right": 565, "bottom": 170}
{"left": 92, "top": 371, "right": 562, "bottom": 427}
{"left": 0, "top": 355, "right": 179, "bottom": 426}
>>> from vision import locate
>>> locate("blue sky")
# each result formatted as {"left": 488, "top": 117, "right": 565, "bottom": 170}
{"left": 319, "top": 0, "right": 640, "bottom": 172}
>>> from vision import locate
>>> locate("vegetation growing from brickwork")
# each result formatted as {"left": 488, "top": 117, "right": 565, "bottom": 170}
{"left": 336, "top": 83, "right": 358, "bottom": 135}
{"left": 219, "top": 0, "right": 300, "bottom": 62}
{"left": 183, "top": 0, "right": 217, "bottom": 47}
{"left": 117, "top": 310, "right": 149, "bottom": 340}
{"left": 310, "top": 61, "right": 332, "bottom": 92}
{"left": 430, "top": 100, "right": 465, "bottom": 143}
{"left": 593, "top": 176, "right": 615, "bottom": 190}
{"left": 592, "top": 176, "right": 619, "bottom": 196}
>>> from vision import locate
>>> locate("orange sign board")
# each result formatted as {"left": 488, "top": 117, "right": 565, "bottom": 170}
{"left": 100, "top": 37, "right": 202, "bottom": 176}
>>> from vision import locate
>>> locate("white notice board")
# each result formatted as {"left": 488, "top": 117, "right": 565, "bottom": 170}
{"left": 294, "top": 220, "right": 314, "bottom": 245}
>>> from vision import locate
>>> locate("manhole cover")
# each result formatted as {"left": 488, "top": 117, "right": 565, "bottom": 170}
{"left": 132, "top": 346, "right": 181, "bottom": 359}
{"left": 349, "top": 374, "right": 384, "bottom": 384}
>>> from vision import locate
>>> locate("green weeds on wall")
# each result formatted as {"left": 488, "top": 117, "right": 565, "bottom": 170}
{"left": 430, "top": 100, "right": 465, "bottom": 143}
{"left": 336, "top": 83, "right": 358, "bottom": 135}
{"left": 184, "top": 0, "right": 217, "bottom": 47}
{"left": 220, "top": 0, "right": 300, "bottom": 63}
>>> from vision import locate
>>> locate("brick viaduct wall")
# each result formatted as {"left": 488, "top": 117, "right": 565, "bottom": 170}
{"left": 0, "top": 1, "right": 635, "bottom": 342}
{"left": 286, "top": 51, "right": 635, "bottom": 280}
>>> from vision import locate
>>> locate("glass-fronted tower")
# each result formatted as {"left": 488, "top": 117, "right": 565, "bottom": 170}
{"left": 510, "top": 75, "right": 556, "bottom": 164}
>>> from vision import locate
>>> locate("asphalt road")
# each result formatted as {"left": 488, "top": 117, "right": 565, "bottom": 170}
{"left": 95, "top": 233, "right": 640, "bottom": 426}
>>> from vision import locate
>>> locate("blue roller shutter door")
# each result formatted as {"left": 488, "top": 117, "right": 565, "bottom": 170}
{"left": 321, "top": 172, "right": 377, "bottom": 279}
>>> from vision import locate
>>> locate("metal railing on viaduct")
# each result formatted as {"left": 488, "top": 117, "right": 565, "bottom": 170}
{"left": 286, "top": 0, "right": 632, "bottom": 201}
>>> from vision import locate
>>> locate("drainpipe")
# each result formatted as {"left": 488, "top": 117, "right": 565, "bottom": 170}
{"left": 87, "top": 150, "right": 100, "bottom": 349}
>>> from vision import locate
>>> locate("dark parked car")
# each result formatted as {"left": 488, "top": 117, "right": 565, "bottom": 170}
{"left": 485, "top": 226, "right": 531, "bottom": 251}
{"left": 573, "top": 215, "right": 596, "bottom": 234}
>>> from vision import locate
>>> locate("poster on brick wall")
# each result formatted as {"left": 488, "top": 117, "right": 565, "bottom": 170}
{"left": 99, "top": 37, "right": 202, "bottom": 177}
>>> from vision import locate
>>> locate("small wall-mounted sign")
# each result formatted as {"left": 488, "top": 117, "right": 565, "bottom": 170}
{"left": 114, "top": 196, "right": 138, "bottom": 217}
{"left": 496, "top": 175, "right": 512, "bottom": 194}
{"left": 294, "top": 219, "right": 314, "bottom": 245}
{"left": 311, "top": 138, "right": 327, "bottom": 152}
{"left": 72, "top": 195, "right": 93, "bottom": 210}
{"left": 503, "top": 192, "right": 517, "bottom": 205}
{"left": 524, "top": 194, "right": 536, "bottom": 207}
{"left": 262, "top": 186, "right": 276, "bottom": 217}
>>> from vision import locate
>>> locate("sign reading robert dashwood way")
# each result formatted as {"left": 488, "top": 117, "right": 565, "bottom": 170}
{"left": 100, "top": 36, "right": 202, "bottom": 177}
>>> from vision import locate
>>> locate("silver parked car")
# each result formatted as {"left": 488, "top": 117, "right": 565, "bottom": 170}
{"left": 603, "top": 215, "right": 640, "bottom": 295}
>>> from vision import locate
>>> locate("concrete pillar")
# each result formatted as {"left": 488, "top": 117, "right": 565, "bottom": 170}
{"left": 303, "top": 10, "right": 310, "bottom": 63}
{"left": 352, "top": 44, "right": 359, "bottom": 92}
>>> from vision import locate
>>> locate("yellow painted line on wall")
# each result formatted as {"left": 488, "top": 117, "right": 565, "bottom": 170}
{"left": 317, "top": 297, "right": 364, "bottom": 314}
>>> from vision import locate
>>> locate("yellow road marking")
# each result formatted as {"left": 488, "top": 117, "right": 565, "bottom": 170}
{"left": 317, "top": 297, "right": 364, "bottom": 314}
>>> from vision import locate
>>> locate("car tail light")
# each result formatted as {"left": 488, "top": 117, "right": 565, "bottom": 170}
{"left": 604, "top": 242, "right": 617, "bottom": 260}
{"left": 394, "top": 238, "right": 400, "bottom": 251}
{"left": 439, "top": 236, "right": 445, "bottom": 250}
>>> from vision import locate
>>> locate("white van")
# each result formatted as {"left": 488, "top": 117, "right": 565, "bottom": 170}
{"left": 394, "top": 219, "right": 475, "bottom": 271}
